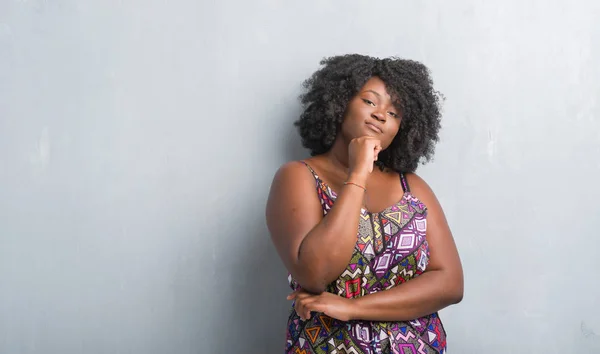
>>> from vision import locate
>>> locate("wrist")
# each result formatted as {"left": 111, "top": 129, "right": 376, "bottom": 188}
{"left": 344, "top": 181, "right": 367, "bottom": 193}
{"left": 346, "top": 297, "right": 362, "bottom": 321}
{"left": 346, "top": 172, "right": 368, "bottom": 186}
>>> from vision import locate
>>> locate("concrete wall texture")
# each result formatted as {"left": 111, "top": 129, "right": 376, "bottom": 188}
{"left": 1, "top": 1, "right": 599, "bottom": 353}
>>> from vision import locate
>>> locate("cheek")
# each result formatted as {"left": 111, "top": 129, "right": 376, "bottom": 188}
{"left": 341, "top": 109, "right": 362, "bottom": 129}
{"left": 389, "top": 120, "right": 401, "bottom": 135}
{"left": 338, "top": 117, "right": 356, "bottom": 139}
{"left": 384, "top": 122, "right": 401, "bottom": 146}
{"left": 339, "top": 117, "right": 352, "bottom": 133}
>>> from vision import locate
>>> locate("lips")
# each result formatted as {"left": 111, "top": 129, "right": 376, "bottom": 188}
{"left": 365, "top": 122, "right": 383, "bottom": 134}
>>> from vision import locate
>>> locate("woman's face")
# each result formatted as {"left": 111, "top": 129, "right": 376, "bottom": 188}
{"left": 340, "top": 76, "right": 402, "bottom": 149}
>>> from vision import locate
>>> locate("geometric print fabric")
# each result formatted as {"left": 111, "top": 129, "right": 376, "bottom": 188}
{"left": 286, "top": 163, "right": 447, "bottom": 353}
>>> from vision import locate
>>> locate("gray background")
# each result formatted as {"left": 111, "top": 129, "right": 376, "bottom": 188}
{"left": 1, "top": 0, "right": 599, "bottom": 353}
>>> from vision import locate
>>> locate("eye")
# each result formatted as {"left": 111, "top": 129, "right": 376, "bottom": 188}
{"left": 362, "top": 99, "right": 376, "bottom": 107}
{"left": 388, "top": 111, "right": 399, "bottom": 118}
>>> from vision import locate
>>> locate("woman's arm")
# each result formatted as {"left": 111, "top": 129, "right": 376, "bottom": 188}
{"left": 290, "top": 173, "right": 463, "bottom": 321}
{"left": 266, "top": 161, "right": 367, "bottom": 294}
{"left": 349, "top": 173, "right": 463, "bottom": 320}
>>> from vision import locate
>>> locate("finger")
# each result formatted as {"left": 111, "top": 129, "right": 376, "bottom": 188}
{"left": 287, "top": 290, "right": 301, "bottom": 300}
{"left": 296, "top": 303, "right": 312, "bottom": 321}
{"left": 288, "top": 289, "right": 310, "bottom": 300}
{"left": 293, "top": 292, "right": 312, "bottom": 301}
{"left": 305, "top": 302, "right": 327, "bottom": 316}
{"left": 295, "top": 297, "right": 317, "bottom": 321}
{"left": 302, "top": 300, "right": 325, "bottom": 319}
{"left": 299, "top": 298, "right": 316, "bottom": 320}
{"left": 294, "top": 297, "right": 309, "bottom": 320}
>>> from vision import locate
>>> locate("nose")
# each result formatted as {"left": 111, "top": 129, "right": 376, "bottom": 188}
{"left": 371, "top": 110, "right": 386, "bottom": 123}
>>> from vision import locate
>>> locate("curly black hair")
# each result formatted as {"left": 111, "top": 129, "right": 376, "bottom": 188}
{"left": 294, "top": 54, "right": 443, "bottom": 173}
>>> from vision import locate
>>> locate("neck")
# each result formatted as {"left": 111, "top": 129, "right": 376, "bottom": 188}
{"left": 325, "top": 137, "right": 351, "bottom": 172}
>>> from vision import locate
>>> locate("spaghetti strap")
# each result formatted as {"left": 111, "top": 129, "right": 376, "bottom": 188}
{"left": 300, "top": 160, "right": 319, "bottom": 180}
{"left": 399, "top": 172, "right": 410, "bottom": 193}
{"left": 300, "top": 160, "right": 319, "bottom": 179}
{"left": 299, "top": 160, "right": 335, "bottom": 214}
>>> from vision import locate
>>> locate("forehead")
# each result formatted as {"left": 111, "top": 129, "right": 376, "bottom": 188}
{"left": 360, "top": 77, "right": 392, "bottom": 98}
{"left": 360, "top": 77, "right": 401, "bottom": 107}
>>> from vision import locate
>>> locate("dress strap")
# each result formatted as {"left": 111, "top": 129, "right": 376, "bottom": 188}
{"left": 300, "top": 161, "right": 334, "bottom": 214}
{"left": 300, "top": 160, "right": 319, "bottom": 180}
{"left": 399, "top": 172, "right": 410, "bottom": 193}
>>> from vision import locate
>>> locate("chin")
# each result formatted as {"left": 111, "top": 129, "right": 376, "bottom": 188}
{"left": 362, "top": 129, "right": 382, "bottom": 137}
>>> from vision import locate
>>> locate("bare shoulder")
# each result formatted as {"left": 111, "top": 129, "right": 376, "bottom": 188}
{"left": 266, "top": 160, "right": 321, "bottom": 216}
{"left": 270, "top": 160, "right": 315, "bottom": 190}
{"left": 403, "top": 172, "right": 441, "bottom": 210}
{"left": 266, "top": 159, "right": 324, "bottom": 266}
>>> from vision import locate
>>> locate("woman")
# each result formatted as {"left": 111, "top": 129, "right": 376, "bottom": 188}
{"left": 266, "top": 54, "right": 463, "bottom": 354}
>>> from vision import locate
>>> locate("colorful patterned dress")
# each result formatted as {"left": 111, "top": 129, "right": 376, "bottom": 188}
{"left": 285, "top": 162, "right": 447, "bottom": 354}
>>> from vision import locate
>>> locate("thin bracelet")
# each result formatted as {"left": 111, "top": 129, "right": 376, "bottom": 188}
{"left": 344, "top": 181, "right": 367, "bottom": 192}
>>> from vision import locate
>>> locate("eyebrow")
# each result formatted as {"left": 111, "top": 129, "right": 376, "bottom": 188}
{"left": 364, "top": 89, "right": 382, "bottom": 97}
{"left": 364, "top": 89, "right": 394, "bottom": 104}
